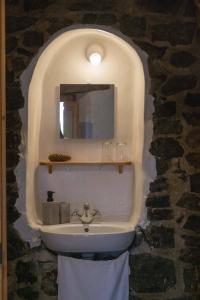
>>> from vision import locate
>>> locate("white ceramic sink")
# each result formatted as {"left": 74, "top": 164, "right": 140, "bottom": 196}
{"left": 40, "top": 222, "right": 135, "bottom": 253}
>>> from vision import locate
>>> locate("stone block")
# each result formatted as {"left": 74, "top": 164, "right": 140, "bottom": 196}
{"left": 154, "top": 101, "right": 176, "bottom": 118}
{"left": 137, "top": 42, "right": 166, "bottom": 59}
{"left": 7, "top": 193, "right": 17, "bottom": 210}
{"left": 170, "top": 51, "right": 196, "bottom": 68}
{"left": 148, "top": 62, "right": 167, "bottom": 90}
{"left": 16, "top": 261, "right": 37, "bottom": 284}
{"left": 184, "top": 93, "right": 200, "bottom": 107}
{"left": 41, "top": 263, "right": 58, "bottom": 296}
{"left": 17, "top": 48, "right": 34, "bottom": 57}
{"left": 7, "top": 0, "right": 19, "bottom": 4}
{"left": 16, "top": 287, "right": 39, "bottom": 300}
{"left": 150, "top": 138, "right": 184, "bottom": 159}
{"left": 82, "top": 13, "right": 97, "bottom": 24}
{"left": 156, "top": 158, "right": 169, "bottom": 175}
{"left": 6, "top": 85, "right": 24, "bottom": 111}
{"left": 161, "top": 75, "right": 197, "bottom": 96}
{"left": 129, "top": 296, "right": 144, "bottom": 300}
{"left": 186, "top": 153, "right": 200, "bottom": 168}
{"left": 96, "top": 14, "right": 117, "bottom": 25}
{"left": 182, "top": 235, "right": 200, "bottom": 247}
{"left": 184, "top": 215, "right": 200, "bottom": 233}
{"left": 23, "top": 31, "right": 44, "bottom": 47}
{"left": 180, "top": 248, "right": 200, "bottom": 265}
{"left": 47, "top": 18, "right": 73, "bottom": 35}
{"left": 11, "top": 57, "right": 26, "bottom": 73}
{"left": 177, "top": 193, "right": 200, "bottom": 211}
{"left": 149, "top": 177, "right": 169, "bottom": 192}
{"left": 6, "top": 151, "right": 19, "bottom": 168}
{"left": 6, "top": 69, "right": 14, "bottom": 83}
{"left": 184, "top": 0, "right": 196, "bottom": 16}
{"left": 6, "top": 184, "right": 18, "bottom": 202}
{"left": 35, "top": 249, "right": 57, "bottom": 263}
{"left": 6, "top": 36, "right": 17, "bottom": 53}
{"left": 6, "top": 111, "right": 22, "bottom": 131}
{"left": 146, "top": 225, "right": 175, "bottom": 248}
{"left": 7, "top": 204, "right": 20, "bottom": 224}
{"left": 190, "top": 173, "right": 200, "bottom": 193}
{"left": 8, "top": 292, "right": 14, "bottom": 300}
{"left": 183, "top": 112, "right": 200, "bottom": 126}
{"left": 168, "top": 296, "right": 196, "bottom": 300}
{"left": 130, "top": 254, "right": 176, "bottom": 292}
{"left": 6, "top": 131, "right": 21, "bottom": 150}
{"left": 176, "top": 214, "right": 185, "bottom": 224}
{"left": 120, "top": 15, "right": 146, "bottom": 37}
{"left": 146, "top": 195, "right": 170, "bottom": 207}
{"left": 147, "top": 208, "right": 174, "bottom": 221}
{"left": 23, "top": 0, "right": 54, "bottom": 11}
{"left": 6, "top": 169, "right": 16, "bottom": 184}
{"left": 135, "top": 0, "right": 183, "bottom": 14}
{"left": 154, "top": 119, "right": 183, "bottom": 135}
{"left": 186, "top": 129, "right": 200, "bottom": 149}
{"left": 7, "top": 226, "right": 28, "bottom": 260}
{"left": 183, "top": 267, "right": 198, "bottom": 292}
{"left": 151, "top": 22, "right": 196, "bottom": 45}
{"left": 69, "top": 0, "right": 113, "bottom": 11}
{"left": 6, "top": 16, "right": 37, "bottom": 33}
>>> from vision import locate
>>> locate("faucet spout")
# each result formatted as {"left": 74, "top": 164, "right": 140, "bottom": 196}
{"left": 83, "top": 202, "right": 90, "bottom": 218}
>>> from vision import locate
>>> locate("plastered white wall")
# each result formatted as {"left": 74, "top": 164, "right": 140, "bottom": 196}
{"left": 14, "top": 26, "right": 156, "bottom": 247}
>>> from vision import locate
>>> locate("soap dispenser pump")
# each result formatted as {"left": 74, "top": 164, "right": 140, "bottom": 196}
{"left": 42, "top": 191, "right": 60, "bottom": 225}
{"left": 47, "top": 191, "right": 55, "bottom": 202}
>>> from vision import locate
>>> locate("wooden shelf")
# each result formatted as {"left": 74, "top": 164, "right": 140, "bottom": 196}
{"left": 39, "top": 161, "right": 132, "bottom": 174}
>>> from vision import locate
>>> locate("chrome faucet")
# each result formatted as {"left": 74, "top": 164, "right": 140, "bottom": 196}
{"left": 71, "top": 203, "right": 100, "bottom": 224}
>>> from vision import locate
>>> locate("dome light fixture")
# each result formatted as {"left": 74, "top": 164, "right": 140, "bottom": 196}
{"left": 89, "top": 52, "right": 102, "bottom": 66}
{"left": 86, "top": 44, "right": 104, "bottom": 66}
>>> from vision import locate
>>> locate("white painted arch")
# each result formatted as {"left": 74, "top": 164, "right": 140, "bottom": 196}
{"left": 18, "top": 26, "right": 153, "bottom": 242}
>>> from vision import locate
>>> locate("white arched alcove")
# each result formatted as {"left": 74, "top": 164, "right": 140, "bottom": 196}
{"left": 16, "top": 26, "right": 155, "bottom": 252}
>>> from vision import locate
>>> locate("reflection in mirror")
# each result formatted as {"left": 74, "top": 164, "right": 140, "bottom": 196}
{"left": 59, "top": 84, "right": 114, "bottom": 139}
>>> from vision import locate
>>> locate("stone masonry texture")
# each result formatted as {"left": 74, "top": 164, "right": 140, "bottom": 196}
{"left": 6, "top": 0, "right": 200, "bottom": 299}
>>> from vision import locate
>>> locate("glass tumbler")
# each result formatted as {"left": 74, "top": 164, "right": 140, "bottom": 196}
{"left": 116, "top": 142, "right": 128, "bottom": 161}
{"left": 102, "top": 141, "right": 113, "bottom": 161}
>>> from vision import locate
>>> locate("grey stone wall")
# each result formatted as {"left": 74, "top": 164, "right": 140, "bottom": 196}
{"left": 6, "top": 0, "right": 200, "bottom": 299}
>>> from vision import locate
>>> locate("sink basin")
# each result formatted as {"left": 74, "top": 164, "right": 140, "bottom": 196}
{"left": 40, "top": 222, "right": 135, "bottom": 253}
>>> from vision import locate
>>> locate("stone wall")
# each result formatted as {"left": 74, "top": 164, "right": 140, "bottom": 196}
{"left": 6, "top": 0, "right": 200, "bottom": 299}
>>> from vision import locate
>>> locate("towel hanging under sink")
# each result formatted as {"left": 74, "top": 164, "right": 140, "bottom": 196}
{"left": 58, "top": 251, "right": 129, "bottom": 300}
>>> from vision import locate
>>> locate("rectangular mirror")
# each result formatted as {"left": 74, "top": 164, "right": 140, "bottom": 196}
{"left": 59, "top": 84, "right": 114, "bottom": 139}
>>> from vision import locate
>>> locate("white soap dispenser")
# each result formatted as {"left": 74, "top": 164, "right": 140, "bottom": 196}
{"left": 42, "top": 191, "right": 60, "bottom": 225}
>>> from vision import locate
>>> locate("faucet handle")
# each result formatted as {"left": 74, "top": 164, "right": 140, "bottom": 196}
{"left": 92, "top": 209, "right": 101, "bottom": 216}
{"left": 71, "top": 209, "right": 79, "bottom": 217}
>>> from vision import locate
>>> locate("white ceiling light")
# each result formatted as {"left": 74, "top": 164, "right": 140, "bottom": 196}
{"left": 86, "top": 44, "right": 104, "bottom": 66}
{"left": 89, "top": 52, "right": 102, "bottom": 66}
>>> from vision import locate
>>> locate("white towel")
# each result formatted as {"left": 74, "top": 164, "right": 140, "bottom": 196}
{"left": 58, "top": 251, "right": 129, "bottom": 300}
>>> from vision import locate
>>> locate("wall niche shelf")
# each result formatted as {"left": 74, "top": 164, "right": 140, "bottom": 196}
{"left": 39, "top": 161, "right": 132, "bottom": 174}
